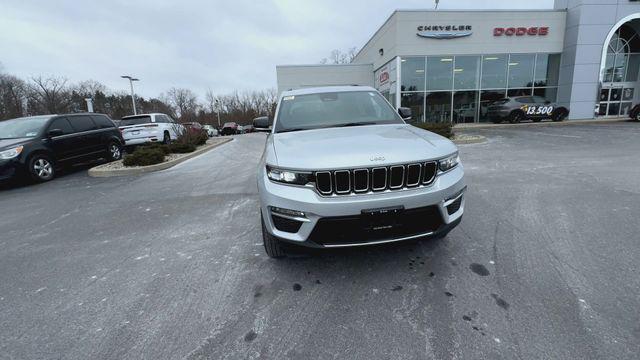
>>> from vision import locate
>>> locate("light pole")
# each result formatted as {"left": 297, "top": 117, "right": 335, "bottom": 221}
{"left": 121, "top": 75, "right": 139, "bottom": 115}
{"left": 215, "top": 99, "right": 221, "bottom": 127}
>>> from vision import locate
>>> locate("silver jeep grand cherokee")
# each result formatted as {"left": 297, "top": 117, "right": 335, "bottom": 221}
{"left": 257, "top": 86, "right": 465, "bottom": 258}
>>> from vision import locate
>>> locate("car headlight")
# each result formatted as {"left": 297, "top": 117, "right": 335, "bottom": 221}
{"left": 0, "top": 146, "right": 24, "bottom": 160}
{"left": 266, "top": 165, "right": 312, "bottom": 185}
{"left": 439, "top": 153, "right": 459, "bottom": 172}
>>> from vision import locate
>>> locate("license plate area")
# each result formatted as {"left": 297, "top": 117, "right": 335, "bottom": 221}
{"left": 361, "top": 206, "right": 404, "bottom": 231}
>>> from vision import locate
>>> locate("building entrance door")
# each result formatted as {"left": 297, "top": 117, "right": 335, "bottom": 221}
{"left": 598, "top": 83, "right": 635, "bottom": 117}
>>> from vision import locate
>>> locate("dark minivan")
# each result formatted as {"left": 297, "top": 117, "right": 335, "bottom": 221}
{"left": 0, "top": 113, "right": 124, "bottom": 183}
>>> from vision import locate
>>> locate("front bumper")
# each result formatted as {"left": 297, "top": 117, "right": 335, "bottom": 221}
{"left": 258, "top": 165, "right": 465, "bottom": 248}
{"left": 0, "top": 158, "right": 23, "bottom": 181}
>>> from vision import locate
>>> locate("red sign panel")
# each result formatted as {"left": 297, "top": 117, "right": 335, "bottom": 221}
{"left": 379, "top": 70, "right": 389, "bottom": 85}
{"left": 494, "top": 27, "right": 549, "bottom": 36}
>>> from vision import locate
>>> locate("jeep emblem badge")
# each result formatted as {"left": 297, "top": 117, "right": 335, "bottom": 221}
{"left": 370, "top": 156, "right": 385, "bottom": 162}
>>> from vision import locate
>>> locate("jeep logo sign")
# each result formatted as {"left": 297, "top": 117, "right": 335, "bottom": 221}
{"left": 494, "top": 27, "right": 549, "bottom": 36}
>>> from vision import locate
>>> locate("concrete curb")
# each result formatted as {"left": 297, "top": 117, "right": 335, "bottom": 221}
{"left": 452, "top": 135, "right": 487, "bottom": 145}
{"left": 88, "top": 138, "right": 233, "bottom": 178}
{"left": 454, "top": 117, "right": 634, "bottom": 131}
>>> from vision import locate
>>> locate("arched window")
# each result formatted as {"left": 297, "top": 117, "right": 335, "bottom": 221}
{"left": 603, "top": 24, "right": 640, "bottom": 83}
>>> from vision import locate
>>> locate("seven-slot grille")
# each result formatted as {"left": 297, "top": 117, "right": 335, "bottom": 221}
{"left": 315, "top": 161, "right": 437, "bottom": 196}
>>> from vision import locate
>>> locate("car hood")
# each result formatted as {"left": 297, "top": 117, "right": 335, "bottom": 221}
{"left": 0, "top": 137, "right": 33, "bottom": 150}
{"left": 269, "top": 124, "right": 457, "bottom": 170}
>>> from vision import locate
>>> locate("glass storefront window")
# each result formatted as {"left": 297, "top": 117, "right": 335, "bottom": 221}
{"left": 401, "top": 92, "right": 424, "bottom": 122}
{"left": 397, "top": 53, "right": 561, "bottom": 123}
{"left": 425, "top": 92, "right": 451, "bottom": 123}
{"left": 533, "top": 87, "right": 558, "bottom": 102}
{"left": 604, "top": 54, "right": 615, "bottom": 82}
{"left": 454, "top": 56, "right": 480, "bottom": 90}
{"left": 508, "top": 54, "right": 535, "bottom": 88}
{"left": 481, "top": 55, "right": 507, "bottom": 89}
{"left": 534, "top": 53, "right": 561, "bottom": 87}
{"left": 453, "top": 91, "right": 478, "bottom": 123}
{"left": 427, "top": 57, "right": 454, "bottom": 91}
{"left": 400, "top": 57, "right": 425, "bottom": 92}
{"left": 479, "top": 89, "right": 506, "bottom": 122}
{"left": 625, "top": 54, "right": 640, "bottom": 81}
{"left": 613, "top": 54, "right": 628, "bottom": 82}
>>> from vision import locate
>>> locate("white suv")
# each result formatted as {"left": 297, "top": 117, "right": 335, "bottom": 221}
{"left": 119, "top": 113, "right": 183, "bottom": 146}
{"left": 257, "top": 86, "right": 465, "bottom": 258}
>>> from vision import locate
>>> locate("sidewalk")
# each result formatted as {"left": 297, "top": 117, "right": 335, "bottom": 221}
{"left": 454, "top": 117, "right": 632, "bottom": 130}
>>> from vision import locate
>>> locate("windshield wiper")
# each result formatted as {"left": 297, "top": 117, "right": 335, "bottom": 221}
{"left": 277, "top": 128, "right": 308, "bottom": 133}
{"left": 333, "top": 122, "right": 378, "bottom": 128}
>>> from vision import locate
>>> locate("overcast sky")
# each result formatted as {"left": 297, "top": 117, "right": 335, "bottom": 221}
{"left": 0, "top": 0, "right": 555, "bottom": 99}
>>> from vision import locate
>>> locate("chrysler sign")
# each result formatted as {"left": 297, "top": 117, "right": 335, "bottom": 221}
{"left": 417, "top": 25, "right": 472, "bottom": 39}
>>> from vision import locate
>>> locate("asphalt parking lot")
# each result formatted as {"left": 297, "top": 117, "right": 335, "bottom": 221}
{"left": 1, "top": 123, "right": 640, "bottom": 359}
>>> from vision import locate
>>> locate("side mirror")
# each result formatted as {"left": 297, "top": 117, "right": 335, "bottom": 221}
{"left": 253, "top": 116, "right": 271, "bottom": 132}
{"left": 48, "top": 129, "right": 64, "bottom": 137}
{"left": 398, "top": 107, "right": 413, "bottom": 121}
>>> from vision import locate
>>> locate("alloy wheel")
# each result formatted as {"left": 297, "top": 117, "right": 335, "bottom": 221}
{"left": 110, "top": 144, "right": 121, "bottom": 160}
{"left": 33, "top": 158, "right": 53, "bottom": 180}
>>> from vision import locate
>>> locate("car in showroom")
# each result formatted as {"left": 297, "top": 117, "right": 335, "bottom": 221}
{"left": 256, "top": 86, "right": 465, "bottom": 258}
{"left": 119, "top": 113, "right": 182, "bottom": 146}
{"left": 220, "top": 122, "right": 239, "bottom": 135}
{"left": 0, "top": 113, "right": 123, "bottom": 183}
{"left": 486, "top": 96, "right": 569, "bottom": 123}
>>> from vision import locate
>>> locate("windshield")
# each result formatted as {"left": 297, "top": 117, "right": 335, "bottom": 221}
{"left": 0, "top": 116, "right": 52, "bottom": 139}
{"left": 274, "top": 91, "right": 402, "bottom": 133}
{"left": 491, "top": 99, "right": 510, "bottom": 105}
{"left": 120, "top": 116, "right": 152, "bottom": 126}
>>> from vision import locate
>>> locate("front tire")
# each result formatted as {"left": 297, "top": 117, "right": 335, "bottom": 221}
{"left": 509, "top": 111, "right": 524, "bottom": 124}
{"left": 552, "top": 108, "right": 567, "bottom": 122}
{"left": 107, "top": 142, "right": 122, "bottom": 161}
{"left": 262, "top": 215, "right": 285, "bottom": 258}
{"left": 162, "top": 131, "right": 171, "bottom": 144}
{"left": 29, "top": 154, "right": 55, "bottom": 182}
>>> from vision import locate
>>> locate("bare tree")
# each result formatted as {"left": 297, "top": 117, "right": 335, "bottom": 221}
{"left": 0, "top": 73, "right": 28, "bottom": 120}
{"left": 166, "top": 87, "right": 198, "bottom": 121}
{"left": 73, "top": 79, "right": 107, "bottom": 95}
{"left": 27, "top": 76, "right": 71, "bottom": 114}
{"left": 320, "top": 47, "right": 358, "bottom": 64}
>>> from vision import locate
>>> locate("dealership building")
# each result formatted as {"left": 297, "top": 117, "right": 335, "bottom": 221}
{"left": 276, "top": 0, "right": 640, "bottom": 122}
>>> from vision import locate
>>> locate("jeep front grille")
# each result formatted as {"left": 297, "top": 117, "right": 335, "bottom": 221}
{"left": 315, "top": 161, "right": 437, "bottom": 196}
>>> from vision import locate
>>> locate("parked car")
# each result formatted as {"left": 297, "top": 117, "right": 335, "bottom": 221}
{"left": 182, "top": 122, "right": 207, "bottom": 136}
{"left": 628, "top": 104, "right": 640, "bottom": 121}
{"left": 0, "top": 113, "right": 123, "bottom": 183}
{"left": 257, "top": 86, "right": 465, "bottom": 258}
{"left": 486, "top": 96, "right": 569, "bottom": 123}
{"left": 243, "top": 124, "right": 255, "bottom": 133}
{"left": 119, "top": 113, "right": 182, "bottom": 147}
{"left": 220, "top": 122, "right": 239, "bottom": 135}
{"left": 203, "top": 124, "right": 218, "bottom": 137}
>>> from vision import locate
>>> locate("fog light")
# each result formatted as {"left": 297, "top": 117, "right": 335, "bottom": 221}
{"left": 270, "top": 206, "right": 306, "bottom": 218}
{"left": 445, "top": 186, "right": 466, "bottom": 203}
